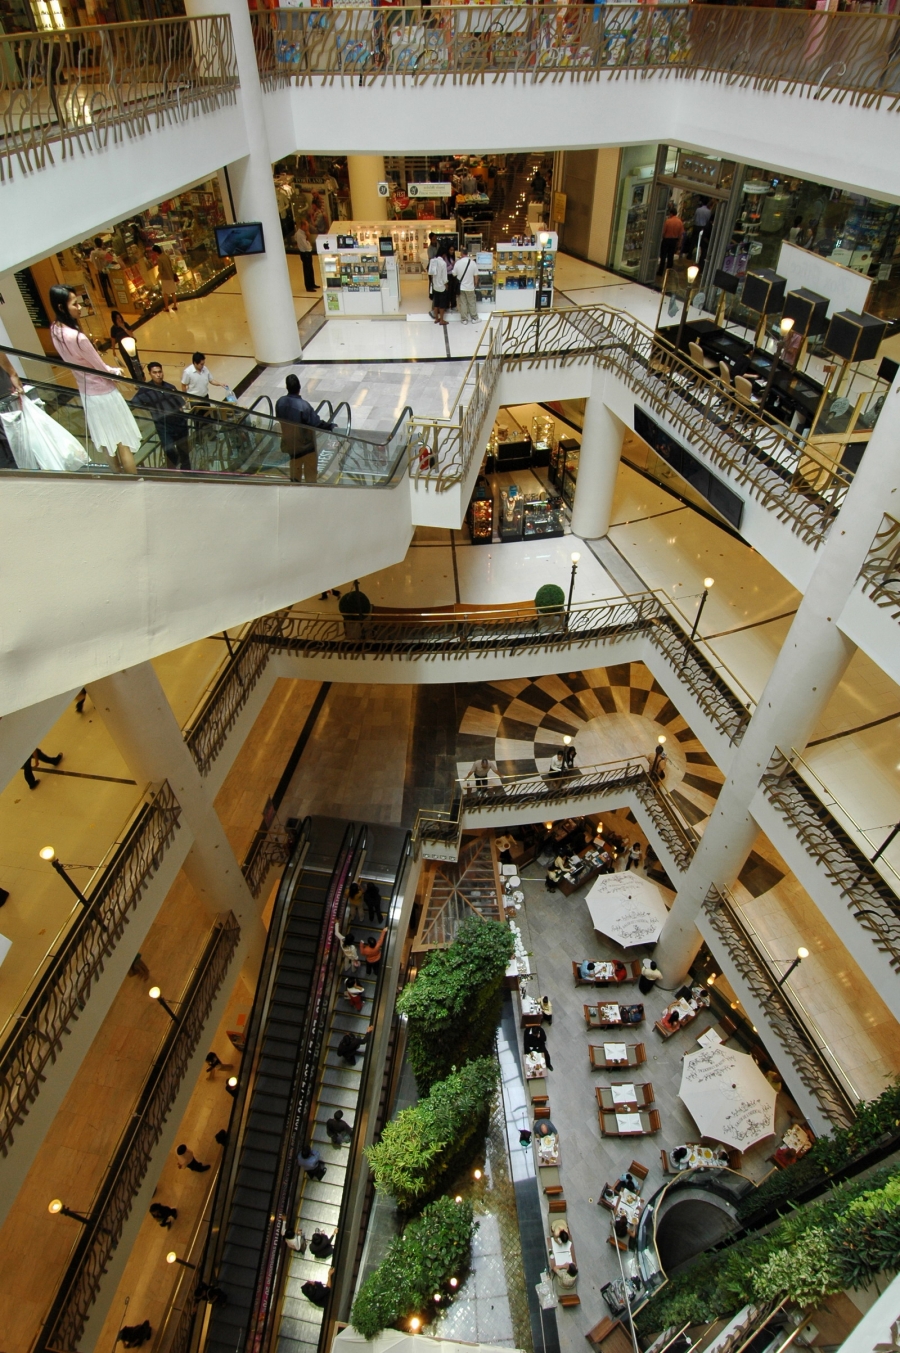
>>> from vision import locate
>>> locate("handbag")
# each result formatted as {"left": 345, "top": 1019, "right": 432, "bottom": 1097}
{"left": 0, "top": 394, "right": 90, "bottom": 473}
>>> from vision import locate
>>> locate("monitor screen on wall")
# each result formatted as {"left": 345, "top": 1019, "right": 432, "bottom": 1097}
{"left": 214, "top": 223, "right": 265, "bottom": 258}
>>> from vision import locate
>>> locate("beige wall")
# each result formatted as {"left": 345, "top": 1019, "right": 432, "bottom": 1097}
{"left": 561, "top": 148, "right": 621, "bottom": 267}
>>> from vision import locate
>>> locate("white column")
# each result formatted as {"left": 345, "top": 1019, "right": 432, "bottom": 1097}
{"left": 89, "top": 663, "right": 266, "bottom": 975}
{"left": 570, "top": 392, "right": 624, "bottom": 539}
{"left": 347, "top": 156, "right": 388, "bottom": 222}
{"left": 185, "top": 0, "right": 300, "bottom": 364}
{"left": 655, "top": 375, "right": 900, "bottom": 986}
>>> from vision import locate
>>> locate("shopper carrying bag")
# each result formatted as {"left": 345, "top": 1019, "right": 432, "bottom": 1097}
{"left": 0, "top": 394, "right": 90, "bottom": 473}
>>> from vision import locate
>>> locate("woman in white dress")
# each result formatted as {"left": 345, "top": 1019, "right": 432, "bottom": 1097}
{"left": 49, "top": 285, "right": 140, "bottom": 474}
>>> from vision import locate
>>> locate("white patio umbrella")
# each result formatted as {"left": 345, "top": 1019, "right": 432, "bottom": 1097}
{"left": 678, "top": 1044, "right": 778, "bottom": 1151}
{"left": 584, "top": 873, "right": 670, "bottom": 948}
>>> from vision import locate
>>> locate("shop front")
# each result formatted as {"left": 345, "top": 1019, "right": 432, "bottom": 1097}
{"left": 465, "top": 404, "right": 572, "bottom": 545}
{"left": 23, "top": 177, "right": 232, "bottom": 355}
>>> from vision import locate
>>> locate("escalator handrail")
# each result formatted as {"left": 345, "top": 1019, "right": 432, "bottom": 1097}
{"left": 245, "top": 823, "right": 365, "bottom": 1353}
{"left": 198, "top": 818, "right": 312, "bottom": 1296}
{"left": 314, "top": 831, "right": 413, "bottom": 1351}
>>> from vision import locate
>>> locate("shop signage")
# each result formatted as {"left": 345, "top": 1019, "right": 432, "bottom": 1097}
{"left": 552, "top": 191, "right": 567, "bottom": 224}
{"left": 377, "top": 181, "right": 391, "bottom": 198}
{"left": 408, "top": 182, "right": 452, "bottom": 199}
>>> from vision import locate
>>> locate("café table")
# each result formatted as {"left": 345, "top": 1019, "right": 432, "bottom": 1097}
{"left": 614, "top": 1188, "right": 643, "bottom": 1234}
{"left": 525, "top": 1051, "right": 547, "bottom": 1078}
{"left": 697, "top": 1026, "right": 723, "bottom": 1049}
{"left": 615, "top": 1113, "right": 644, "bottom": 1135}
{"left": 596, "top": 1084, "right": 639, "bottom": 1111}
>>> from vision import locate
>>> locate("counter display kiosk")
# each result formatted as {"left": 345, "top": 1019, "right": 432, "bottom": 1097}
{"left": 316, "top": 234, "right": 401, "bottom": 314}
{"left": 494, "top": 232, "right": 557, "bottom": 311}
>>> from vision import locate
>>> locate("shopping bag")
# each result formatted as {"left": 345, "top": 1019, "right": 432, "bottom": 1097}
{"left": 0, "top": 395, "right": 90, "bottom": 473}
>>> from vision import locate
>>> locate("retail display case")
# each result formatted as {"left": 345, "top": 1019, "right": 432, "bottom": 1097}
{"left": 317, "top": 240, "right": 399, "bottom": 314}
{"left": 468, "top": 477, "right": 494, "bottom": 544}
{"left": 550, "top": 437, "right": 580, "bottom": 507}
{"left": 523, "top": 493, "right": 566, "bottom": 540}
{"left": 499, "top": 487, "right": 525, "bottom": 542}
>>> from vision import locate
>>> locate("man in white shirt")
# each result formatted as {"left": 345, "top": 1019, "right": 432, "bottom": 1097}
{"left": 181, "top": 352, "right": 224, "bottom": 402}
{"left": 451, "top": 250, "right": 478, "bottom": 324}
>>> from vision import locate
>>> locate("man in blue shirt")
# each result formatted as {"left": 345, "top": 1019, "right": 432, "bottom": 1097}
{"left": 275, "top": 373, "right": 333, "bottom": 483}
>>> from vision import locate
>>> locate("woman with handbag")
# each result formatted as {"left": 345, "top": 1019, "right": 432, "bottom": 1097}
{"left": 49, "top": 285, "right": 140, "bottom": 474}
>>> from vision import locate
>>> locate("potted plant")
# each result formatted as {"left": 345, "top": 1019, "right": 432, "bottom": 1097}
{"left": 339, "top": 582, "right": 372, "bottom": 639}
{"left": 535, "top": 583, "right": 566, "bottom": 633}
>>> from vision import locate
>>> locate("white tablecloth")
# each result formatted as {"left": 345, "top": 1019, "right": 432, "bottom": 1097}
{"left": 698, "top": 1027, "right": 723, "bottom": 1048}
{"left": 604, "top": 1042, "right": 627, "bottom": 1062}
{"left": 611, "top": 1084, "right": 637, "bottom": 1105}
{"left": 615, "top": 1113, "right": 643, "bottom": 1134}
{"left": 600, "top": 1005, "right": 622, "bottom": 1022}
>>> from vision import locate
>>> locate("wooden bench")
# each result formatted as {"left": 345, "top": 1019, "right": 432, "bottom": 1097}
{"left": 585, "top": 1317, "right": 634, "bottom": 1353}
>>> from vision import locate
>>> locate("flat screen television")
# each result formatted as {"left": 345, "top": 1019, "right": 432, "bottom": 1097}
{"left": 214, "top": 223, "right": 265, "bottom": 258}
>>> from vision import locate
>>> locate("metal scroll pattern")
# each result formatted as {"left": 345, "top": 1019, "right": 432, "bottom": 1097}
{"left": 267, "top": 596, "right": 751, "bottom": 745}
{"left": 497, "top": 305, "right": 847, "bottom": 545}
{"left": 251, "top": 4, "right": 900, "bottom": 111}
{"left": 858, "top": 513, "right": 900, "bottom": 620}
{"left": 41, "top": 915, "right": 240, "bottom": 1353}
{"left": 760, "top": 750, "right": 900, "bottom": 972}
{"left": 184, "top": 615, "right": 282, "bottom": 776}
{"left": 0, "top": 17, "right": 238, "bottom": 183}
{"left": 701, "top": 886, "right": 856, "bottom": 1128}
{"left": 0, "top": 781, "right": 182, "bottom": 1156}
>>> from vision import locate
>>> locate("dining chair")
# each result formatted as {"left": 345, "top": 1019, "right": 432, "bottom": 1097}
{"left": 640, "top": 1083, "right": 655, "bottom": 1106}
{"left": 689, "top": 340, "right": 717, "bottom": 372}
{"left": 719, "top": 360, "right": 733, "bottom": 387}
{"left": 660, "top": 1148, "right": 674, "bottom": 1174}
{"left": 629, "top": 1159, "right": 649, "bottom": 1183}
{"left": 648, "top": 1109, "right": 662, "bottom": 1133}
{"left": 734, "top": 374, "right": 759, "bottom": 407}
{"left": 633, "top": 1043, "right": 647, "bottom": 1065}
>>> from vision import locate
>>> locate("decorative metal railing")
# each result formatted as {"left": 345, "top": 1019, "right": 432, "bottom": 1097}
{"left": 266, "top": 593, "right": 752, "bottom": 745}
{"left": 409, "top": 304, "right": 849, "bottom": 544}
{"left": 461, "top": 757, "right": 699, "bottom": 871}
{"left": 701, "top": 885, "right": 856, "bottom": 1128}
{"left": 858, "top": 513, "right": 900, "bottom": 621}
{"left": 38, "top": 913, "right": 240, "bottom": 1353}
{"left": 760, "top": 749, "right": 900, "bottom": 973}
{"left": 0, "top": 781, "right": 182, "bottom": 1156}
{"left": 252, "top": 4, "right": 900, "bottom": 110}
{"left": 0, "top": 17, "right": 238, "bottom": 183}
{"left": 185, "top": 616, "right": 283, "bottom": 775}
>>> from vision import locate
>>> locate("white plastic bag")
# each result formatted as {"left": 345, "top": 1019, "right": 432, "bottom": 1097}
{"left": 0, "top": 395, "right": 90, "bottom": 473}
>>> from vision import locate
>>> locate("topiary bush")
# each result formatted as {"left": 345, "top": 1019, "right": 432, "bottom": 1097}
{"left": 396, "top": 916, "right": 514, "bottom": 1091}
{"left": 366, "top": 1057, "right": 498, "bottom": 1211}
{"left": 349, "top": 1196, "right": 476, "bottom": 1340}
{"left": 535, "top": 583, "right": 565, "bottom": 613}
{"left": 338, "top": 588, "right": 372, "bottom": 617}
{"left": 736, "top": 1080, "right": 900, "bottom": 1223}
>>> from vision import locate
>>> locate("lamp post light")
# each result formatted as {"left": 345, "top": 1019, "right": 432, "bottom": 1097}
{"left": 166, "top": 1252, "right": 196, "bottom": 1269}
{"left": 49, "top": 1199, "right": 90, "bottom": 1224}
{"left": 39, "top": 846, "right": 90, "bottom": 909}
{"left": 676, "top": 263, "right": 700, "bottom": 354}
{"left": 149, "top": 986, "right": 179, "bottom": 1022}
{"left": 758, "top": 316, "right": 795, "bottom": 416}
{"left": 567, "top": 552, "right": 580, "bottom": 618}
{"left": 777, "top": 946, "right": 809, "bottom": 987}
{"left": 689, "top": 578, "right": 715, "bottom": 645}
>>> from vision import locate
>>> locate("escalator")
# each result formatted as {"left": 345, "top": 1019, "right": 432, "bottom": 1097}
{"left": 201, "top": 817, "right": 361, "bottom": 1353}
{"left": 198, "top": 819, "right": 410, "bottom": 1353}
{"left": 0, "top": 341, "right": 412, "bottom": 488}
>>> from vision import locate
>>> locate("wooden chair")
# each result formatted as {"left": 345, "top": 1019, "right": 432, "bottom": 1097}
{"left": 586, "top": 1317, "right": 633, "bottom": 1353}
{"left": 629, "top": 960, "right": 642, "bottom": 981}
{"left": 541, "top": 1165, "right": 561, "bottom": 1194}
{"left": 548, "top": 1195, "right": 568, "bottom": 1213}
{"left": 689, "top": 340, "right": 717, "bottom": 373}
{"left": 632, "top": 1043, "right": 647, "bottom": 1066}
{"left": 719, "top": 360, "right": 733, "bottom": 388}
{"left": 648, "top": 1109, "right": 661, "bottom": 1133}
{"left": 640, "top": 1083, "right": 655, "bottom": 1106}
{"left": 654, "top": 1018, "right": 674, "bottom": 1039}
{"left": 660, "top": 1148, "right": 674, "bottom": 1174}
{"left": 534, "top": 1103, "right": 551, "bottom": 1119}
{"left": 629, "top": 1160, "right": 649, "bottom": 1183}
{"left": 599, "top": 1185, "right": 617, "bottom": 1212}
{"left": 559, "top": 1293, "right": 581, "bottom": 1308}
{"left": 607, "top": 1232, "right": 628, "bottom": 1253}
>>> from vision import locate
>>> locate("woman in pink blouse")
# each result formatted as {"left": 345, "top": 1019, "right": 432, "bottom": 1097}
{"left": 49, "top": 285, "right": 140, "bottom": 474}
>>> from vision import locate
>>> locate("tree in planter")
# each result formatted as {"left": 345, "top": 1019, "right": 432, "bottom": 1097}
{"left": 366, "top": 1057, "right": 499, "bottom": 1211}
{"left": 535, "top": 583, "right": 565, "bottom": 613}
{"left": 350, "top": 1196, "right": 476, "bottom": 1340}
{"left": 396, "top": 915, "right": 515, "bottom": 1092}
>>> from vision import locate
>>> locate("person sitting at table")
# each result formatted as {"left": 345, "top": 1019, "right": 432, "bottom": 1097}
{"left": 580, "top": 959, "right": 599, "bottom": 980}
{"left": 614, "top": 1214, "right": 629, "bottom": 1239}
{"left": 495, "top": 833, "right": 514, "bottom": 864}
{"left": 661, "top": 1006, "right": 683, "bottom": 1032}
{"left": 615, "top": 1172, "right": 637, "bottom": 1194}
{"left": 671, "top": 1146, "right": 689, "bottom": 1166}
{"left": 621, "top": 1005, "right": 643, "bottom": 1023}
{"left": 535, "top": 1118, "right": 558, "bottom": 1138}
{"left": 613, "top": 960, "right": 628, "bottom": 982}
{"left": 551, "top": 1221, "right": 570, "bottom": 1245}
{"left": 553, "top": 1262, "right": 578, "bottom": 1289}
{"left": 601, "top": 1183, "right": 617, "bottom": 1207}
{"left": 690, "top": 985, "right": 711, "bottom": 1009}
{"left": 524, "top": 1024, "right": 553, "bottom": 1070}
{"left": 545, "top": 867, "right": 561, "bottom": 892}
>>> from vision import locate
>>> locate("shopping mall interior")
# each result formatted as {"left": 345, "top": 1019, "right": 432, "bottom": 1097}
{"left": 2, "top": 7, "right": 900, "bottom": 1353}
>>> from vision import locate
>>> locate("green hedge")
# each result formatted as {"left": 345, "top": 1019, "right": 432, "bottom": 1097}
{"left": 736, "top": 1080, "right": 900, "bottom": 1223}
{"left": 397, "top": 916, "right": 514, "bottom": 1091}
{"left": 366, "top": 1058, "right": 499, "bottom": 1212}
{"left": 350, "top": 1197, "right": 476, "bottom": 1340}
{"left": 535, "top": 583, "right": 565, "bottom": 613}
{"left": 635, "top": 1166, "right": 900, "bottom": 1337}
